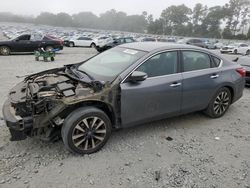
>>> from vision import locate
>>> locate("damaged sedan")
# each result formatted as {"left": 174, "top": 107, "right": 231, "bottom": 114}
{"left": 2, "top": 42, "right": 245, "bottom": 154}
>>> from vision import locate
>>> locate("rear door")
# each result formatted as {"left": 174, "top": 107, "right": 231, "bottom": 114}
{"left": 82, "top": 37, "right": 93, "bottom": 47}
{"left": 120, "top": 51, "right": 182, "bottom": 127}
{"left": 75, "top": 37, "right": 84, "bottom": 46}
{"left": 180, "top": 50, "right": 222, "bottom": 113}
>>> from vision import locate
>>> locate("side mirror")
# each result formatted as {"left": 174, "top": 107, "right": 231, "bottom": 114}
{"left": 129, "top": 71, "right": 148, "bottom": 82}
{"left": 15, "top": 38, "right": 20, "bottom": 42}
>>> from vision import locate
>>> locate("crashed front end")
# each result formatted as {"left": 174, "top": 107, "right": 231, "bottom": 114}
{"left": 2, "top": 69, "right": 84, "bottom": 141}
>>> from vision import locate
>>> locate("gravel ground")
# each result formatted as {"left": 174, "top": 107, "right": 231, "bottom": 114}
{"left": 0, "top": 32, "right": 250, "bottom": 188}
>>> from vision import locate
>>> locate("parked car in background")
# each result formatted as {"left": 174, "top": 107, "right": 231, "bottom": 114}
{"left": 3, "top": 42, "right": 245, "bottom": 154}
{"left": 234, "top": 55, "right": 250, "bottom": 85}
{"left": 178, "top": 38, "right": 207, "bottom": 48}
{"left": 66, "top": 37, "right": 96, "bottom": 48}
{"left": 93, "top": 36, "right": 113, "bottom": 50}
{"left": 220, "top": 43, "right": 250, "bottom": 55}
{"left": 95, "top": 37, "right": 135, "bottom": 52}
{"left": 0, "top": 34, "right": 63, "bottom": 55}
{"left": 214, "top": 42, "right": 224, "bottom": 49}
{"left": 157, "top": 38, "right": 176, "bottom": 43}
{"left": 141, "top": 37, "right": 156, "bottom": 42}
{"left": 203, "top": 40, "right": 217, "bottom": 49}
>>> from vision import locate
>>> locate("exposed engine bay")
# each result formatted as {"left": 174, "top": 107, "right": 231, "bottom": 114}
{"left": 3, "top": 65, "right": 116, "bottom": 142}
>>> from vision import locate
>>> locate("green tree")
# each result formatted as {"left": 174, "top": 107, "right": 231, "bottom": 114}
{"left": 192, "top": 3, "right": 208, "bottom": 36}
{"left": 203, "top": 6, "right": 224, "bottom": 38}
{"left": 223, "top": 0, "right": 250, "bottom": 36}
{"left": 72, "top": 12, "right": 98, "bottom": 28}
{"left": 161, "top": 4, "right": 192, "bottom": 35}
{"left": 247, "top": 27, "right": 250, "bottom": 39}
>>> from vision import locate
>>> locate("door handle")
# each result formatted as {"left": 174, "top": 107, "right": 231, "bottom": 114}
{"left": 170, "top": 82, "right": 182, "bottom": 87}
{"left": 210, "top": 74, "right": 219, "bottom": 79}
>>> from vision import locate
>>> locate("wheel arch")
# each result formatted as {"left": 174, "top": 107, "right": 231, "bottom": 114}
{"left": 0, "top": 44, "right": 11, "bottom": 50}
{"left": 90, "top": 42, "right": 96, "bottom": 47}
{"left": 61, "top": 100, "right": 117, "bottom": 128}
{"left": 218, "top": 85, "right": 235, "bottom": 103}
{"left": 224, "top": 85, "right": 234, "bottom": 101}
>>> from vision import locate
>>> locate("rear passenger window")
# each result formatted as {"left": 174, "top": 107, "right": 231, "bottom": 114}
{"left": 182, "top": 51, "right": 211, "bottom": 72}
{"left": 211, "top": 56, "right": 221, "bottom": 67}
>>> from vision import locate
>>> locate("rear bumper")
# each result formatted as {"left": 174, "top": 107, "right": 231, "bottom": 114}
{"left": 2, "top": 99, "right": 33, "bottom": 141}
{"left": 232, "top": 78, "right": 245, "bottom": 103}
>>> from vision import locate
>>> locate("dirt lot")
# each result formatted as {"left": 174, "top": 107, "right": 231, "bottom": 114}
{"left": 0, "top": 33, "right": 250, "bottom": 188}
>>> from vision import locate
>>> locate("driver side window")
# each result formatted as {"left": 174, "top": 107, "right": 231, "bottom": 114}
{"left": 137, "top": 51, "right": 178, "bottom": 78}
{"left": 18, "top": 35, "right": 30, "bottom": 41}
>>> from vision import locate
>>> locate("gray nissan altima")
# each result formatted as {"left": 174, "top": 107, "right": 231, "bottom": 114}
{"left": 3, "top": 42, "right": 245, "bottom": 154}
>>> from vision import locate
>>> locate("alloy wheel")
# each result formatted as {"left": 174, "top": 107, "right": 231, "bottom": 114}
{"left": 0, "top": 46, "right": 10, "bottom": 55}
{"left": 72, "top": 116, "right": 107, "bottom": 151}
{"left": 213, "top": 91, "right": 230, "bottom": 115}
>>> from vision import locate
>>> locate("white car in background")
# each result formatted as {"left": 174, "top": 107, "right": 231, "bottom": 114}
{"left": 93, "top": 36, "right": 113, "bottom": 49}
{"left": 220, "top": 43, "right": 250, "bottom": 55}
{"left": 67, "top": 36, "right": 95, "bottom": 48}
{"left": 214, "top": 42, "right": 224, "bottom": 49}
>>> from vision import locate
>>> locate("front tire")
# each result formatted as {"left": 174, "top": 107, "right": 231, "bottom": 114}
{"left": 246, "top": 50, "right": 250, "bottom": 55}
{"left": 62, "top": 107, "right": 112, "bottom": 155}
{"left": 204, "top": 87, "right": 232, "bottom": 118}
{"left": 45, "top": 46, "right": 54, "bottom": 52}
{"left": 234, "top": 49, "right": 238, "bottom": 54}
{"left": 0, "top": 46, "right": 10, "bottom": 55}
{"left": 69, "top": 42, "right": 75, "bottom": 47}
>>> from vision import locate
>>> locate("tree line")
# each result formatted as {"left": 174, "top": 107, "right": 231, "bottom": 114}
{"left": 0, "top": 0, "right": 250, "bottom": 39}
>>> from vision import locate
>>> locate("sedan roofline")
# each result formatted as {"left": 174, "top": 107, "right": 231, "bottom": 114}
{"left": 119, "top": 42, "right": 209, "bottom": 52}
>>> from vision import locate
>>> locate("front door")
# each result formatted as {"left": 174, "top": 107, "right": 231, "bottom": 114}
{"left": 120, "top": 51, "right": 182, "bottom": 127}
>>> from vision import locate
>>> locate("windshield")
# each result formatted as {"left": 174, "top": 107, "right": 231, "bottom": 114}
{"left": 78, "top": 47, "right": 146, "bottom": 82}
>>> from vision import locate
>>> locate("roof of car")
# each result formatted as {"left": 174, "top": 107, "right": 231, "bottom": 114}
{"left": 119, "top": 42, "right": 205, "bottom": 52}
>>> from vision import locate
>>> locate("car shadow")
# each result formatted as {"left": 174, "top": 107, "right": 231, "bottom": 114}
{"left": 2, "top": 111, "right": 219, "bottom": 156}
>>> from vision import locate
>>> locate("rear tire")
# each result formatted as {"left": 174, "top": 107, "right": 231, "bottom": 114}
{"left": 246, "top": 50, "right": 250, "bottom": 55}
{"left": 234, "top": 49, "right": 238, "bottom": 54}
{"left": 204, "top": 87, "right": 232, "bottom": 118}
{"left": 61, "top": 107, "right": 112, "bottom": 155}
{"left": 0, "top": 46, "right": 10, "bottom": 55}
{"left": 69, "top": 42, "right": 74, "bottom": 47}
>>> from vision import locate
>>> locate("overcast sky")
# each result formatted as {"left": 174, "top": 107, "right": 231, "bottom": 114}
{"left": 1, "top": 0, "right": 229, "bottom": 18}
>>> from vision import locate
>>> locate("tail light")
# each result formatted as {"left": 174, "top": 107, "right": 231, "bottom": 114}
{"left": 236, "top": 67, "right": 246, "bottom": 77}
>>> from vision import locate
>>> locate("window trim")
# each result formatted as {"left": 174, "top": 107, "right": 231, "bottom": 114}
{"left": 121, "top": 49, "right": 223, "bottom": 84}
{"left": 211, "top": 55, "right": 222, "bottom": 68}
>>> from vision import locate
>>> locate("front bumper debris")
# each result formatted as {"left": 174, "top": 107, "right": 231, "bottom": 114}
{"left": 2, "top": 99, "right": 33, "bottom": 141}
